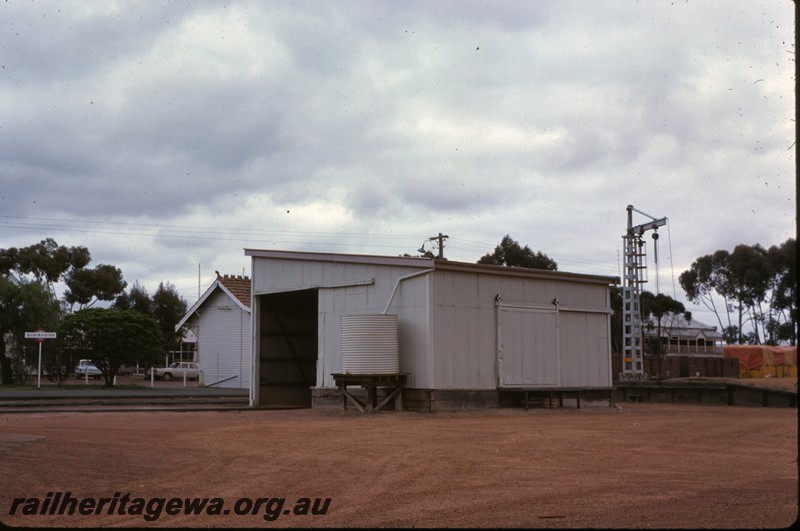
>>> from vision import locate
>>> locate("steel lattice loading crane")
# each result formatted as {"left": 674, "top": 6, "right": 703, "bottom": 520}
{"left": 621, "top": 205, "right": 667, "bottom": 380}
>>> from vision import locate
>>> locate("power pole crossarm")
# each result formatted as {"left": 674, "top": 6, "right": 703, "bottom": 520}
{"left": 430, "top": 233, "right": 449, "bottom": 259}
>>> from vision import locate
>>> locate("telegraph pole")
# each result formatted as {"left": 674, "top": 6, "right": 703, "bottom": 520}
{"left": 417, "top": 233, "right": 449, "bottom": 259}
{"left": 431, "top": 233, "right": 448, "bottom": 259}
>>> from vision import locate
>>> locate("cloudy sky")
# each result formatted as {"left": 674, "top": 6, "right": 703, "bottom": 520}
{"left": 1, "top": 0, "right": 795, "bottom": 325}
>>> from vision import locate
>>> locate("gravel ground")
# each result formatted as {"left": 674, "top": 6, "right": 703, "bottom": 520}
{"left": 0, "top": 402, "right": 796, "bottom": 528}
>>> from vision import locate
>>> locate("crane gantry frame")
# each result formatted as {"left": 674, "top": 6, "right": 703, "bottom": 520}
{"left": 621, "top": 205, "right": 667, "bottom": 380}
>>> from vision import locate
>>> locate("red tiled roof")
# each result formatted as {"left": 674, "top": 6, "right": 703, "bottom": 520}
{"left": 215, "top": 271, "right": 251, "bottom": 308}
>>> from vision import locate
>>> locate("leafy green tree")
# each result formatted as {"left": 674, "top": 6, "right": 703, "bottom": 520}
{"left": 152, "top": 282, "right": 188, "bottom": 352}
{"left": 0, "top": 238, "right": 90, "bottom": 297}
{"left": 59, "top": 308, "right": 163, "bottom": 386}
{"left": 609, "top": 288, "right": 689, "bottom": 358}
{"left": 722, "top": 325, "right": 741, "bottom": 346}
{"left": 112, "top": 281, "right": 153, "bottom": 315}
{"left": 0, "top": 276, "right": 62, "bottom": 383}
{"left": 114, "top": 281, "right": 187, "bottom": 353}
{"left": 766, "top": 239, "right": 797, "bottom": 345}
{"left": 64, "top": 264, "right": 127, "bottom": 309}
{"left": 726, "top": 244, "right": 770, "bottom": 343}
{"left": 478, "top": 235, "right": 558, "bottom": 270}
{"left": 679, "top": 250, "right": 732, "bottom": 338}
{"left": 640, "top": 291, "right": 690, "bottom": 356}
{"left": 42, "top": 345, "right": 71, "bottom": 386}
{"left": 1, "top": 238, "right": 126, "bottom": 311}
{"left": 680, "top": 239, "right": 796, "bottom": 345}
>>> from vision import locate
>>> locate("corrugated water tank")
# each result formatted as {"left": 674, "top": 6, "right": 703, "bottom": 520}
{"left": 341, "top": 314, "right": 399, "bottom": 374}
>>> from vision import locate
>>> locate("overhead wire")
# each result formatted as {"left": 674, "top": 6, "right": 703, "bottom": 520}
{"left": 2, "top": 214, "right": 621, "bottom": 277}
{"left": 667, "top": 219, "right": 677, "bottom": 299}
{"left": 0, "top": 217, "right": 420, "bottom": 252}
{"left": 0, "top": 215, "right": 421, "bottom": 242}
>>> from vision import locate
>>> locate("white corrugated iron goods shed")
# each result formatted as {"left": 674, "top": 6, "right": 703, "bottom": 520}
{"left": 175, "top": 273, "right": 252, "bottom": 390}
{"left": 246, "top": 249, "right": 618, "bottom": 410}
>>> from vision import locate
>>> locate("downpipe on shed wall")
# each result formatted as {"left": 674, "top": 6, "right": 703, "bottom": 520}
{"left": 382, "top": 269, "right": 434, "bottom": 314}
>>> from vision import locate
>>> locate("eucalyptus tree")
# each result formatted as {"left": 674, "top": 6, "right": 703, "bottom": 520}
{"left": 113, "top": 281, "right": 154, "bottom": 315}
{"left": 640, "top": 291, "right": 689, "bottom": 356}
{"left": 152, "top": 282, "right": 188, "bottom": 353}
{"left": 0, "top": 275, "right": 62, "bottom": 383}
{"left": 680, "top": 239, "right": 796, "bottom": 344}
{"left": 0, "top": 238, "right": 126, "bottom": 311}
{"left": 766, "top": 239, "right": 797, "bottom": 344}
{"left": 1, "top": 238, "right": 127, "bottom": 382}
{"left": 114, "top": 281, "right": 188, "bottom": 353}
{"left": 0, "top": 238, "right": 90, "bottom": 298}
{"left": 478, "top": 235, "right": 558, "bottom": 270}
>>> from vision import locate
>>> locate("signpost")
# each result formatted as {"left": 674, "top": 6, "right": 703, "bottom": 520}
{"left": 24, "top": 329, "right": 57, "bottom": 389}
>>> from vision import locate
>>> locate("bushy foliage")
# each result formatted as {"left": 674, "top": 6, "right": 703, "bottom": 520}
{"left": 59, "top": 308, "right": 164, "bottom": 386}
{"left": 478, "top": 235, "right": 558, "bottom": 270}
{"left": 680, "top": 238, "right": 796, "bottom": 345}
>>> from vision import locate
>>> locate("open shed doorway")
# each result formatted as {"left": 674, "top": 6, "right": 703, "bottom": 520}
{"left": 257, "top": 289, "right": 318, "bottom": 408}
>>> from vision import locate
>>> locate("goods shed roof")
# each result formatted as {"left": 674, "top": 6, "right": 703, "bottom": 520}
{"left": 245, "top": 249, "right": 619, "bottom": 286}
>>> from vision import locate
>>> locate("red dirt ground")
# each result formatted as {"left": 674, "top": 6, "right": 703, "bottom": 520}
{"left": 0, "top": 403, "right": 796, "bottom": 528}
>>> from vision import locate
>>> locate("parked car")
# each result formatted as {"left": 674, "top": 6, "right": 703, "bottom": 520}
{"left": 74, "top": 359, "right": 103, "bottom": 380}
{"left": 148, "top": 362, "right": 201, "bottom": 381}
{"left": 116, "top": 365, "right": 135, "bottom": 376}
{"left": 25, "top": 365, "right": 68, "bottom": 378}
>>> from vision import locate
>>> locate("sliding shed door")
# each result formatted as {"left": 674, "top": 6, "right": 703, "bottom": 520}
{"left": 497, "top": 307, "right": 559, "bottom": 387}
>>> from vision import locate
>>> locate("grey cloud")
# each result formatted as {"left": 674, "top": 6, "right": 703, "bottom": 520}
{"left": 1, "top": 3, "right": 200, "bottom": 85}
{"left": 0, "top": 1, "right": 793, "bottom": 319}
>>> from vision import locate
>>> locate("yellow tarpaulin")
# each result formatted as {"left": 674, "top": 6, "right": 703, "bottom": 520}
{"left": 723, "top": 345, "right": 797, "bottom": 378}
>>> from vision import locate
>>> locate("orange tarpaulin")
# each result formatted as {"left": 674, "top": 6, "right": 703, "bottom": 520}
{"left": 723, "top": 345, "right": 797, "bottom": 370}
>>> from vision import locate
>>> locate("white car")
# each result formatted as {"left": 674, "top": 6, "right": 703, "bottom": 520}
{"left": 149, "top": 362, "right": 201, "bottom": 381}
{"left": 74, "top": 359, "right": 103, "bottom": 379}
